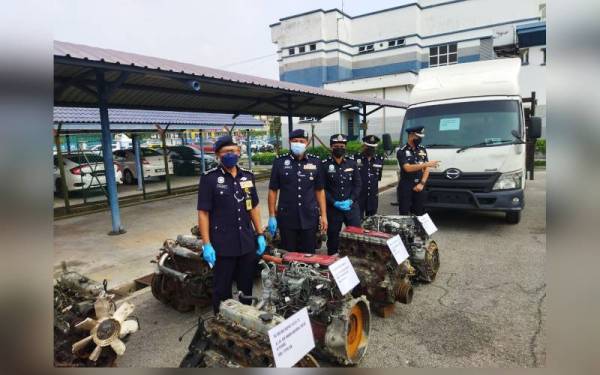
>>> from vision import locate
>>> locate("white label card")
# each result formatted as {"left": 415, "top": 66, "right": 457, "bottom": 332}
{"left": 417, "top": 213, "right": 438, "bottom": 235}
{"left": 386, "top": 235, "right": 410, "bottom": 265}
{"left": 268, "top": 307, "right": 315, "bottom": 368}
{"left": 439, "top": 117, "right": 461, "bottom": 131}
{"left": 328, "top": 256, "right": 360, "bottom": 296}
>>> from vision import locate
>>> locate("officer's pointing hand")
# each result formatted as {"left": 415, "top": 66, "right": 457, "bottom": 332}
{"left": 268, "top": 216, "right": 277, "bottom": 236}
{"left": 426, "top": 160, "right": 440, "bottom": 169}
{"left": 202, "top": 243, "right": 216, "bottom": 267}
{"left": 256, "top": 234, "right": 266, "bottom": 256}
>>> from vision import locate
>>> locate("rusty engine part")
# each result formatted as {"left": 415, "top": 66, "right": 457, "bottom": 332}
{"left": 338, "top": 226, "right": 415, "bottom": 315}
{"left": 361, "top": 215, "right": 440, "bottom": 283}
{"left": 151, "top": 227, "right": 213, "bottom": 312}
{"left": 180, "top": 299, "right": 319, "bottom": 368}
{"left": 258, "top": 250, "right": 370, "bottom": 366}
{"left": 54, "top": 270, "right": 138, "bottom": 367}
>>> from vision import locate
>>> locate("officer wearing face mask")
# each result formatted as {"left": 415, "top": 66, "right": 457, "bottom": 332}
{"left": 397, "top": 125, "right": 440, "bottom": 216}
{"left": 267, "top": 129, "right": 328, "bottom": 253}
{"left": 321, "top": 134, "right": 361, "bottom": 255}
{"left": 197, "top": 135, "right": 266, "bottom": 313}
{"left": 351, "top": 135, "right": 384, "bottom": 219}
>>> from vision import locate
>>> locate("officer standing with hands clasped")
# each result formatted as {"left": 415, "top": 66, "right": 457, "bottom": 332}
{"left": 267, "top": 129, "right": 328, "bottom": 253}
{"left": 197, "top": 135, "right": 266, "bottom": 314}
{"left": 397, "top": 125, "right": 440, "bottom": 216}
{"left": 351, "top": 135, "right": 384, "bottom": 219}
{"left": 322, "top": 134, "right": 361, "bottom": 255}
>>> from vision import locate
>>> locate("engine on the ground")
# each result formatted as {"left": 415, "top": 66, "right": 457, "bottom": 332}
{"left": 179, "top": 299, "right": 319, "bottom": 368}
{"left": 338, "top": 226, "right": 415, "bottom": 316}
{"left": 54, "top": 268, "right": 139, "bottom": 367}
{"left": 361, "top": 214, "right": 440, "bottom": 283}
{"left": 150, "top": 227, "right": 213, "bottom": 312}
{"left": 259, "top": 250, "right": 370, "bottom": 365}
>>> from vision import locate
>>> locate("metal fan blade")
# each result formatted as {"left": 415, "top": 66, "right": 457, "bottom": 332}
{"left": 94, "top": 297, "right": 112, "bottom": 319}
{"left": 74, "top": 317, "right": 98, "bottom": 331}
{"left": 119, "top": 319, "right": 139, "bottom": 338}
{"left": 113, "top": 301, "right": 134, "bottom": 323}
{"left": 88, "top": 344, "right": 103, "bottom": 362}
{"left": 110, "top": 338, "right": 126, "bottom": 356}
{"left": 71, "top": 335, "right": 93, "bottom": 354}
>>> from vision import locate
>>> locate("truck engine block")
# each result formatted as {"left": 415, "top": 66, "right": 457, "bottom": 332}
{"left": 151, "top": 228, "right": 213, "bottom": 312}
{"left": 338, "top": 226, "right": 415, "bottom": 316}
{"left": 361, "top": 215, "right": 440, "bottom": 283}
{"left": 260, "top": 251, "right": 371, "bottom": 365}
{"left": 180, "top": 299, "right": 319, "bottom": 368}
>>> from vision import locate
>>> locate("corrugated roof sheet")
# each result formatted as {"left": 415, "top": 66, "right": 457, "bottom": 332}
{"left": 54, "top": 40, "right": 407, "bottom": 118}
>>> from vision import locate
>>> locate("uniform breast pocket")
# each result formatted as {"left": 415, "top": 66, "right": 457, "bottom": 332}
{"left": 215, "top": 188, "right": 233, "bottom": 204}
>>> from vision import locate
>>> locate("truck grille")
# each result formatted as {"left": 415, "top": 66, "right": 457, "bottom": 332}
{"left": 426, "top": 172, "right": 500, "bottom": 193}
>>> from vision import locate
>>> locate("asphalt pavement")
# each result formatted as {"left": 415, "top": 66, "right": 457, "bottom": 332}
{"left": 114, "top": 171, "right": 546, "bottom": 368}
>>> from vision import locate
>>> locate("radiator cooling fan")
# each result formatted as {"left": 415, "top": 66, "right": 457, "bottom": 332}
{"left": 71, "top": 294, "right": 139, "bottom": 361}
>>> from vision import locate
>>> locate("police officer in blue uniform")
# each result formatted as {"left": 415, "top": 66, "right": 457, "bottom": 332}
{"left": 397, "top": 125, "right": 440, "bottom": 215}
{"left": 267, "top": 129, "right": 328, "bottom": 253}
{"left": 197, "top": 135, "right": 266, "bottom": 313}
{"left": 321, "top": 134, "right": 362, "bottom": 255}
{"left": 351, "top": 134, "right": 384, "bottom": 219}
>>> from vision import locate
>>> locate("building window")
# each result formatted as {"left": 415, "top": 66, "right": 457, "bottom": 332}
{"left": 429, "top": 43, "right": 457, "bottom": 67}
{"left": 299, "top": 45, "right": 305, "bottom": 53}
{"left": 541, "top": 48, "right": 546, "bottom": 65}
{"left": 288, "top": 48, "right": 295, "bottom": 55}
{"left": 358, "top": 44, "right": 374, "bottom": 54}
{"left": 520, "top": 48, "right": 529, "bottom": 65}
{"left": 309, "top": 43, "right": 316, "bottom": 51}
{"left": 388, "top": 38, "right": 405, "bottom": 48}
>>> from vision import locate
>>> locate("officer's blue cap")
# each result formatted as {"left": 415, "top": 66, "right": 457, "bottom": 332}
{"left": 289, "top": 129, "right": 308, "bottom": 139}
{"left": 362, "top": 134, "right": 380, "bottom": 147}
{"left": 330, "top": 133, "right": 348, "bottom": 145}
{"left": 405, "top": 125, "right": 425, "bottom": 137}
{"left": 213, "top": 135, "right": 236, "bottom": 153}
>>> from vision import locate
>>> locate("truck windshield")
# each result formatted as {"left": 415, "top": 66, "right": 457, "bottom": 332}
{"left": 401, "top": 100, "right": 521, "bottom": 148}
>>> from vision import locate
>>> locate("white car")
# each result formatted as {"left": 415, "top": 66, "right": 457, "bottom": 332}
{"left": 113, "top": 148, "right": 173, "bottom": 184}
{"left": 53, "top": 153, "right": 123, "bottom": 194}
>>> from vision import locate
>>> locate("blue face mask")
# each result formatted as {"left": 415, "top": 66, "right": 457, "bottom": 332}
{"left": 221, "top": 152, "right": 238, "bottom": 168}
{"left": 290, "top": 142, "right": 307, "bottom": 156}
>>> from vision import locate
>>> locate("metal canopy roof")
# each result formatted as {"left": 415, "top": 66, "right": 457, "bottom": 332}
{"left": 53, "top": 107, "right": 263, "bottom": 133}
{"left": 54, "top": 40, "right": 407, "bottom": 118}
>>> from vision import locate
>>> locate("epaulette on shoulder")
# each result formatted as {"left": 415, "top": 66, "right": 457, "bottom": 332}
{"left": 276, "top": 153, "right": 288, "bottom": 159}
{"left": 307, "top": 153, "right": 320, "bottom": 160}
{"left": 400, "top": 144, "right": 409, "bottom": 150}
{"left": 239, "top": 166, "right": 254, "bottom": 174}
{"left": 202, "top": 167, "right": 218, "bottom": 175}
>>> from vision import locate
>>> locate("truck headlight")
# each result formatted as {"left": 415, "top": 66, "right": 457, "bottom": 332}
{"left": 493, "top": 170, "right": 523, "bottom": 190}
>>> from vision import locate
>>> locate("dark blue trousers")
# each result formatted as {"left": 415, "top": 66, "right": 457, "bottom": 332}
{"left": 212, "top": 251, "right": 257, "bottom": 314}
{"left": 326, "top": 204, "right": 361, "bottom": 255}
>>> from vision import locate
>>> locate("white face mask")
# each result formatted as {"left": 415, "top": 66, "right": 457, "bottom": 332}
{"left": 290, "top": 142, "right": 307, "bottom": 156}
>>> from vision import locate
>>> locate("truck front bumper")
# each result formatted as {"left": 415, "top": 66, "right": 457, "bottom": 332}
{"left": 424, "top": 188, "right": 524, "bottom": 211}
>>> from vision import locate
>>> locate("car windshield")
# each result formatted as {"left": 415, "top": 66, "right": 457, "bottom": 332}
{"left": 400, "top": 100, "right": 521, "bottom": 148}
{"left": 65, "top": 154, "right": 105, "bottom": 164}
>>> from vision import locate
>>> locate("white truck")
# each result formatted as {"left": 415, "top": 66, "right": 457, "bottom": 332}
{"left": 389, "top": 58, "right": 541, "bottom": 224}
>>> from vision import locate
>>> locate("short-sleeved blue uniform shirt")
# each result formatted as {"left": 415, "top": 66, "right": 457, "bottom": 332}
{"left": 197, "top": 166, "right": 259, "bottom": 257}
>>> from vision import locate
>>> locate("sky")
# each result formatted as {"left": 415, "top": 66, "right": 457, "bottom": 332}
{"left": 53, "top": 0, "right": 413, "bottom": 80}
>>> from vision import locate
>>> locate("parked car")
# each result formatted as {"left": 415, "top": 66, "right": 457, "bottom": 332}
{"left": 53, "top": 153, "right": 122, "bottom": 195}
{"left": 113, "top": 147, "right": 173, "bottom": 184}
{"left": 159, "top": 146, "right": 218, "bottom": 176}
{"left": 250, "top": 139, "right": 275, "bottom": 153}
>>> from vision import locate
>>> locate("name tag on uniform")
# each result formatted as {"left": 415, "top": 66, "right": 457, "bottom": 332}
{"left": 304, "top": 163, "right": 317, "bottom": 170}
{"left": 373, "top": 164, "right": 382, "bottom": 168}
{"left": 344, "top": 168, "right": 354, "bottom": 172}
{"left": 240, "top": 180, "right": 254, "bottom": 189}
{"left": 405, "top": 150, "right": 411, "bottom": 156}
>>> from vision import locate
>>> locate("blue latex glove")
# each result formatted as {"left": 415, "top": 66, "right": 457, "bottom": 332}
{"left": 333, "top": 201, "right": 345, "bottom": 211}
{"left": 268, "top": 216, "right": 277, "bottom": 236}
{"left": 344, "top": 199, "right": 354, "bottom": 210}
{"left": 202, "top": 243, "right": 216, "bottom": 267}
{"left": 257, "top": 235, "right": 266, "bottom": 256}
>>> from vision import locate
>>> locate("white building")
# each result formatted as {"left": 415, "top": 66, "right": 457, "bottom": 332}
{"left": 270, "top": 0, "right": 547, "bottom": 142}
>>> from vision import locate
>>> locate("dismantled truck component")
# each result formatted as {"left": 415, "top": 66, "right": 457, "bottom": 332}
{"left": 361, "top": 214, "right": 440, "bottom": 283}
{"left": 180, "top": 299, "right": 319, "bottom": 368}
{"left": 260, "top": 251, "right": 371, "bottom": 366}
{"left": 339, "top": 226, "right": 415, "bottom": 317}
{"left": 54, "top": 270, "right": 139, "bottom": 367}
{"left": 151, "top": 228, "right": 213, "bottom": 312}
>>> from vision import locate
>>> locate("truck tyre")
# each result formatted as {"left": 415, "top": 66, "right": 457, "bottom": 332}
{"left": 505, "top": 210, "right": 521, "bottom": 224}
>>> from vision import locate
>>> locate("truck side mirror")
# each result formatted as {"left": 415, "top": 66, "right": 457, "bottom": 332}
{"left": 382, "top": 133, "right": 393, "bottom": 152}
{"left": 528, "top": 116, "right": 542, "bottom": 139}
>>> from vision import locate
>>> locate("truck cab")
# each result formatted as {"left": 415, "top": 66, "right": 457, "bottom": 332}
{"left": 396, "top": 59, "right": 541, "bottom": 224}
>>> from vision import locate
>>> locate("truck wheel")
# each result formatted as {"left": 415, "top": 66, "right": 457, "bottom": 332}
{"left": 505, "top": 211, "right": 521, "bottom": 224}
